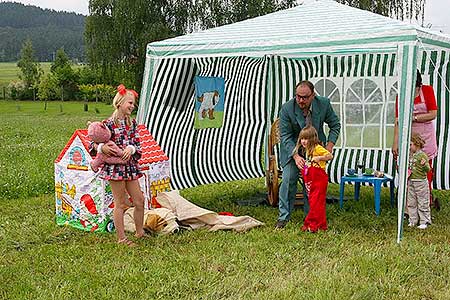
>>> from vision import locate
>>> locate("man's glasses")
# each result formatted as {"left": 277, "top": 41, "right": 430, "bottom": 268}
{"left": 295, "top": 93, "right": 313, "bottom": 100}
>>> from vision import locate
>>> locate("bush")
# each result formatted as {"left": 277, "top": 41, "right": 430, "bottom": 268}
{"left": 38, "top": 73, "right": 59, "bottom": 101}
{"left": 78, "top": 84, "right": 115, "bottom": 103}
{"left": 77, "top": 66, "right": 101, "bottom": 85}
{"left": 8, "top": 80, "right": 34, "bottom": 100}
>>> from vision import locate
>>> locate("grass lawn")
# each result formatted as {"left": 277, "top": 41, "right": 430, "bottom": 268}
{"left": 1, "top": 100, "right": 450, "bottom": 299}
{"left": 0, "top": 100, "right": 111, "bottom": 200}
{"left": 0, "top": 62, "right": 20, "bottom": 89}
{"left": 0, "top": 62, "right": 79, "bottom": 90}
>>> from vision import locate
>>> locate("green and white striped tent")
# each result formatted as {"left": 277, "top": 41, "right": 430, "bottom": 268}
{"left": 137, "top": 0, "right": 450, "bottom": 242}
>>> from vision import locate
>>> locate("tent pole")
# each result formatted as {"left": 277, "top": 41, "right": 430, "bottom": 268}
{"left": 137, "top": 53, "right": 158, "bottom": 125}
{"left": 264, "top": 55, "right": 274, "bottom": 186}
{"left": 396, "top": 42, "right": 418, "bottom": 243}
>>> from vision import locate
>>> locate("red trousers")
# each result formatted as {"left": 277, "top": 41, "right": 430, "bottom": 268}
{"left": 302, "top": 166, "right": 328, "bottom": 232}
{"left": 427, "top": 159, "right": 433, "bottom": 204}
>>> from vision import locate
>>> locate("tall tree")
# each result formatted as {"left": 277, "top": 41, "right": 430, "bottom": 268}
{"left": 17, "top": 39, "right": 42, "bottom": 91}
{"left": 182, "top": 0, "right": 296, "bottom": 31}
{"left": 51, "top": 48, "right": 71, "bottom": 72}
{"left": 85, "top": 0, "right": 175, "bottom": 89}
{"left": 85, "top": 0, "right": 296, "bottom": 90}
{"left": 51, "top": 48, "right": 79, "bottom": 100}
{"left": 335, "top": 0, "right": 426, "bottom": 25}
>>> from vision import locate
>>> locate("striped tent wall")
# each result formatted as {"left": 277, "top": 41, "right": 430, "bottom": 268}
{"left": 140, "top": 56, "right": 268, "bottom": 189}
{"left": 141, "top": 58, "right": 198, "bottom": 188}
{"left": 139, "top": 50, "right": 449, "bottom": 190}
{"left": 424, "top": 49, "right": 450, "bottom": 190}
{"left": 268, "top": 51, "right": 450, "bottom": 189}
{"left": 328, "top": 149, "right": 396, "bottom": 186}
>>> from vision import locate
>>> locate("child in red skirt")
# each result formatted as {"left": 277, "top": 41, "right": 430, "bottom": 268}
{"left": 294, "top": 126, "right": 333, "bottom": 232}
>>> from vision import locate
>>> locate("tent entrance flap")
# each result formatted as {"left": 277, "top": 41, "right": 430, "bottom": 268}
{"left": 396, "top": 42, "right": 418, "bottom": 243}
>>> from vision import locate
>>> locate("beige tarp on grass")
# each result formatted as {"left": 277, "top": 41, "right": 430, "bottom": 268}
{"left": 157, "top": 190, "right": 264, "bottom": 232}
{"left": 124, "top": 190, "right": 264, "bottom": 234}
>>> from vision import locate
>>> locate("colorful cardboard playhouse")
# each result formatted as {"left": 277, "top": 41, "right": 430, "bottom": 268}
{"left": 54, "top": 124, "right": 170, "bottom": 232}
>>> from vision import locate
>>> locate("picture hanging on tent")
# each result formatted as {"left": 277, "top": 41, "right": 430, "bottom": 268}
{"left": 194, "top": 76, "right": 225, "bottom": 129}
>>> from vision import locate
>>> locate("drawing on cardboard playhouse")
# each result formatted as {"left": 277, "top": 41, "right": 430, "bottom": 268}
{"left": 54, "top": 124, "right": 170, "bottom": 232}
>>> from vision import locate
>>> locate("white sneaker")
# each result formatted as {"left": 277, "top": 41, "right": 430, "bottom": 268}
{"left": 418, "top": 224, "right": 428, "bottom": 229}
{"left": 408, "top": 222, "right": 415, "bottom": 227}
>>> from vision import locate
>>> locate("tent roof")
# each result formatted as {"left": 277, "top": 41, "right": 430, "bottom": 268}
{"left": 147, "top": 0, "right": 450, "bottom": 59}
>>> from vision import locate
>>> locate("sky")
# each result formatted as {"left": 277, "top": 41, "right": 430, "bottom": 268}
{"left": 0, "top": 0, "right": 89, "bottom": 15}
{"left": 0, "top": 0, "right": 449, "bottom": 34}
{"left": 422, "top": 0, "right": 449, "bottom": 33}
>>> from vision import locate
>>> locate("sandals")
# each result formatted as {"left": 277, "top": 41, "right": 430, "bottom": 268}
{"left": 134, "top": 231, "right": 147, "bottom": 239}
{"left": 117, "top": 238, "right": 137, "bottom": 247}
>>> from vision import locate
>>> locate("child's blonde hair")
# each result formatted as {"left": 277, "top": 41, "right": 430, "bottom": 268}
{"left": 294, "top": 126, "right": 320, "bottom": 157}
{"left": 411, "top": 133, "right": 426, "bottom": 149}
{"left": 111, "top": 86, "right": 138, "bottom": 126}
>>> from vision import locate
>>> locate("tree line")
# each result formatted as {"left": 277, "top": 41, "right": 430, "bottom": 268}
{"left": 9, "top": 0, "right": 425, "bottom": 101}
{"left": 11, "top": 40, "right": 112, "bottom": 103}
{"left": 84, "top": 0, "right": 298, "bottom": 91}
{"left": 335, "top": 0, "right": 426, "bottom": 24}
{"left": 0, "top": 2, "right": 85, "bottom": 62}
{"left": 85, "top": 0, "right": 426, "bottom": 93}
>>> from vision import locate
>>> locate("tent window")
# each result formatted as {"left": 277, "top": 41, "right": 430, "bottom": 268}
{"left": 313, "top": 76, "right": 397, "bottom": 150}
{"left": 315, "top": 78, "right": 342, "bottom": 147}
{"left": 344, "top": 78, "right": 383, "bottom": 148}
{"left": 385, "top": 81, "right": 398, "bottom": 148}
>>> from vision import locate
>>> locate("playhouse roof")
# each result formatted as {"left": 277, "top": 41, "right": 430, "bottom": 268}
{"left": 147, "top": 0, "right": 450, "bottom": 59}
{"left": 55, "top": 125, "right": 168, "bottom": 166}
{"left": 137, "top": 124, "right": 169, "bottom": 165}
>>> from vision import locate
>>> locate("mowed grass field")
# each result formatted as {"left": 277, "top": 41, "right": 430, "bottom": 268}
{"left": 1, "top": 100, "right": 450, "bottom": 299}
{"left": 0, "top": 62, "right": 81, "bottom": 90}
{"left": 0, "top": 62, "right": 20, "bottom": 89}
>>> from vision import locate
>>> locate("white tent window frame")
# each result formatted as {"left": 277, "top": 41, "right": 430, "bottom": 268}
{"left": 386, "top": 78, "right": 398, "bottom": 150}
{"left": 311, "top": 78, "right": 342, "bottom": 147}
{"left": 345, "top": 77, "right": 384, "bottom": 149}
{"left": 313, "top": 76, "right": 399, "bottom": 150}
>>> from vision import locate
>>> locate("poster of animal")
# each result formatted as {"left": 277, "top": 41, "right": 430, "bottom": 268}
{"left": 194, "top": 76, "right": 225, "bottom": 129}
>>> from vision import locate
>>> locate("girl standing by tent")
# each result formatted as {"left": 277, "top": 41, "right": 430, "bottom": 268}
{"left": 294, "top": 126, "right": 333, "bottom": 232}
{"left": 407, "top": 133, "right": 431, "bottom": 229}
{"left": 392, "top": 70, "right": 438, "bottom": 206}
{"left": 92, "top": 84, "right": 145, "bottom": 246}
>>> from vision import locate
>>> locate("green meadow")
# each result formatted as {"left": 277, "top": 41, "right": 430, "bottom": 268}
{"left": 1, "top": 100, "right": 450, "bottom": 299}
{"left": 0, "top": 62, "right": 77, "bottom": 90}
{"left": 0, "top": 62, "right": 20, "bottom": 89}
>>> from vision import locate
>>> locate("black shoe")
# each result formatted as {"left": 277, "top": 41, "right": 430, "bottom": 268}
{"left": 275, "top": 220, "right": 288, "bottom": 229}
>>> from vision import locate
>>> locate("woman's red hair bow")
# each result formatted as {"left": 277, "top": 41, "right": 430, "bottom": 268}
{"left": 117, "top": 84, "right": 139, "bottom": 98}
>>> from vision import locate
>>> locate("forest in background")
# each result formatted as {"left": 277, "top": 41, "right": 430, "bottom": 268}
{"left": 0, "top": 2, "right": 85, "bottom": 62}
